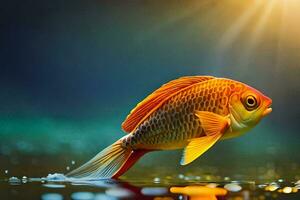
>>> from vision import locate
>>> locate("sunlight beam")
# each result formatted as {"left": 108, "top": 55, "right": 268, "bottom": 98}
{"left": 238, "top": 0, "right": 276, "bottom": 65}
{"left": 217, "top": 0, "right": 263, "bottom": 51}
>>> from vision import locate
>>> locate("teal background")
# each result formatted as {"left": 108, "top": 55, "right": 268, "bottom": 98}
{"left": 0, "top": 0, "right": 299, "bottom": 180}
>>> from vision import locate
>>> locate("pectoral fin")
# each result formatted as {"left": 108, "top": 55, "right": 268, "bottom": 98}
{"left": 180, "top": 111, "right": 230, "bottom": 165}
{"left": 195, "top": 111, "right": 230, "bottom": 136}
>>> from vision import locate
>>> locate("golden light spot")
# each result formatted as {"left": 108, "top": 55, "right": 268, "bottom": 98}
{"left": 292, "top": 187, "right": 298, "bottom": 193}
{"left": 282, "top": 187, "right": 292, "bottom": 194}
{"left": 170, "top": 185, "right": 227, "bottom": 200}
{"left": 264, "top": 184, "right": 279, "bottom": 191}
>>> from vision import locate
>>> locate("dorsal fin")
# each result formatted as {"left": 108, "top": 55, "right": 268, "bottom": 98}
{"left": 122, "top": 76, "right": 215, "bottom": 133}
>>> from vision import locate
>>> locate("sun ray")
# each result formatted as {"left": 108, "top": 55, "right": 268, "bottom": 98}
{"left": 238, "top": 0, "right": 276, "bottom": 65}
{"left": 136, "top": 1, "right": 213, "bottom": 42}
{"left": 217, "top": 0, "right": 263, "bottom": 51}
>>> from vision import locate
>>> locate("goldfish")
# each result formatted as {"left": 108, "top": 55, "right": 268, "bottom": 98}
{"left": 67, "top": 76, "right": 272, "bottom": 179}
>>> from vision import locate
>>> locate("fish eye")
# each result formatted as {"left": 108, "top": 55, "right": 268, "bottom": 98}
{"left": 244, "top": 95, "right": 258, "bottom": 110}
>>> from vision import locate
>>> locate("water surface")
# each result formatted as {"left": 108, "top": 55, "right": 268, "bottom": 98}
{"left": 1, "top": 172, "right": 299, "bottom": 200}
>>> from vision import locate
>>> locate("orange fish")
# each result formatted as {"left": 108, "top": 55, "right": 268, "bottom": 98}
{"left": 67, "top": 76, "right": 272, "bottom": 179}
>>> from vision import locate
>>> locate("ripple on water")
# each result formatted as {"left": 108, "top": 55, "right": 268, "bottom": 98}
{"left": 141, "top": 187, "right": 168, "bottom": 196}
{"left": 71, "top": 192, "right": 95, "bottom": 200}
{"left": 41, "top": 193, "right": 63, "bottom": 200}
{"left": 224, "top": 183, "right": 242, "bottom": 192}
{"left": 105, "top": 187, "right": 134, "bottom": 198}
{"left": 43, "top": 184, "right": 66, "bottom": 188}
{"left": 94, "top": 194, "right": 118, "bottom": 200}
{"left": 46, "top": 173, "right": 67, "bottom": 181}
{"left": 8, "top": 177, "right": 21, "bottom": 185}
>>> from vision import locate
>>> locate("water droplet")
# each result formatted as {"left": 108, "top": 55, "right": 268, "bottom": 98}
{"left": 153, "top": 177, "right": 160, "bottom": 183}
{"left": 184, "top": 176, "right": 191, "bottom": 181}
{"left": 141, "top": 187, "right": 168, "bottom": 196}
{"left": 264, "top": 184, "right": 279, "bottom": 191}
{"left": 4, "top": 170, "right": 8, "bottom": 174}
{"left": 71, "top": 192, "right": 95, "bottom": 200}
{"left": 224, "top": 183, "right": 242, "bottom": 192}
{"left": 258, "top": 184, "right": 267, "bottom": 188}
{"left": 46, "top": 173, "right": 67, "bottom": 181}
{"left": 105, "top": 188, "right": 134, "bottom": 198}
{"left": 178, "top": 174, "right": 184, "bottom": 179}
{"left": 282, "top": 187, "right": 292, "bottom": 194}
{"left": 41, "top": 193, "right": 63, "bottom": 200}
{"left": 9, "top": 177, "right": 21, "bottom": 185}
{"left": 71, "top": 160, "right": 76, "bottom": 165}
{"left": 178, "top": 195, "right": 184, "bottom": 200}
{"left": 22, "top": 176, "right": 28, "bottom": 183}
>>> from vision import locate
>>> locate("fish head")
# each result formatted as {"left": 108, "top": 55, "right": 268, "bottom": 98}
{"left": 225, "top": 82, "right": 272, "bottom": 137}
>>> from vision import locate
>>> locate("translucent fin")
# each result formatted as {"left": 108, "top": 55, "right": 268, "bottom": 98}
{"left": 66, "top": 140, "right": 132, "bottom": 179}
{"left": 195, "top": 111, "right": 230, "bottom": 136}
{"left": 180, "top": 134, "right": 222, "bottom": 165}
{"left": 122, "top": 76, "right": 215, "bottom": 133}
{"left": 180, "top": 111, "right": 230, "bottom": 165}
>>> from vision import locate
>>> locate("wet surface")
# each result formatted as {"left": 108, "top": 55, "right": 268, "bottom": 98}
{"left": 1, "top": 173, "right": 299, "bottom": 200}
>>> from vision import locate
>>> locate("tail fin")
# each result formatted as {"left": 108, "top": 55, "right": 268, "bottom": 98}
{"left": 66, "top": 140, "right": 146, "bottom": 179}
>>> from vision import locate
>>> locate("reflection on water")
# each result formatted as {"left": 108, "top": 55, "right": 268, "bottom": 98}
{"left": 1, "top": 173, "right": 300, "bottom": 200}
{"left": 171, "top": 185, "right": 227, "bottom": 200}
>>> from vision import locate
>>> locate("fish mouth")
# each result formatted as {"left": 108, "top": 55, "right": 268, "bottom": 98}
{"left": 262, "top": 99, "right": 272, "bottom": 117}
{"left": 262, "top": 98, "right": 272, "bottom": 117}
{"left": 262, "top": 107, "right": 272, "bottom": 117}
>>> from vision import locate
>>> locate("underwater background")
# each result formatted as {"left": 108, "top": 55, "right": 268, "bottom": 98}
{"left": 0, "top": 0, "right": 299, "bottom": 199}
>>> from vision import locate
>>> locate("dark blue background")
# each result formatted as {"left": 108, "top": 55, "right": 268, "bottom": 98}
{"left": 0, "top": 0, "right": 299, "bottom": 178}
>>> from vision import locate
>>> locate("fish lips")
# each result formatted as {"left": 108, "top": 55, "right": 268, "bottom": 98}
{"left": 262, "top": 107, "right": 272, "bottom": 117}
{"left": 262, "top": 99, "right": 272, "bottom": 117}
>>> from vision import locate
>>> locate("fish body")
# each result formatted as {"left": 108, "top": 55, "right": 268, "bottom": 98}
{"left": 123, "top": 78, "right": 241, "bottom": 150}
{"left": 67, "top": 76, "right": 272, "bottom": 179}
